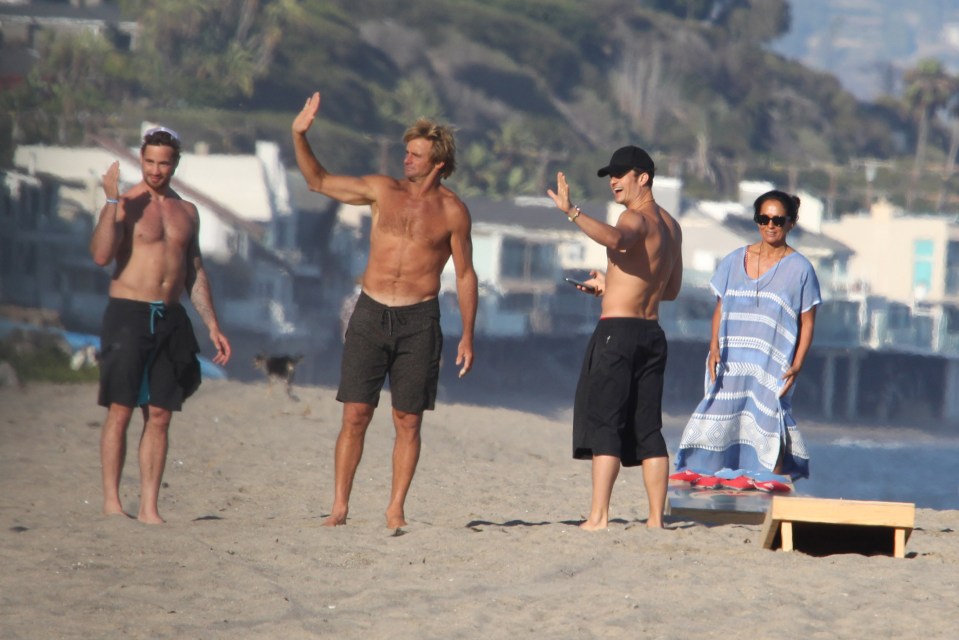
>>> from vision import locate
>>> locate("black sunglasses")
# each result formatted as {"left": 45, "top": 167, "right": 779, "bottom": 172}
{"left": 755, "top": 214, "right": 788, "bottom": 227}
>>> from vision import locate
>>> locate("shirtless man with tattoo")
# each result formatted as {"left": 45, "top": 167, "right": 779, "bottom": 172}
{"left": 91, "top": 127, "right": 231, "bottom": 524}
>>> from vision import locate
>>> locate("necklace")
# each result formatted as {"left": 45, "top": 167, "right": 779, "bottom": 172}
{"left": 755, "top": 243, "right": 789, "bottom": 305}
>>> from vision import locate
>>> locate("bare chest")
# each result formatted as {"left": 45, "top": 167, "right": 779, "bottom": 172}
{"left": 130, "top": 204, "right": 194, "bottom": 247}
{"left": 373, "top": 198, "right": 448, "bottom": 245}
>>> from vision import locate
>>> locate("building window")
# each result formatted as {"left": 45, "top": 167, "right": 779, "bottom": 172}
{"left": 500, "top": 238, "right": 526, "bottom": 279}
{"left": 561, "top": 243, "right": 585, "bottom": 262}
{"left": 500, "top": 292, "right": 534, "bottom": 312}
{"left": 946, "top": 241, "right": 959, "bottom": 295}
{"left": 528, "top": 243, "right": 556, "bottom": 279}
{"left": 944, "top": 305, "right": 959, "bottom": 337}
{"left": 913, "top": 239, "right": 934, "bottom": 296}
{"left": 500, "top": 237, "right": 557, "bottom": 281}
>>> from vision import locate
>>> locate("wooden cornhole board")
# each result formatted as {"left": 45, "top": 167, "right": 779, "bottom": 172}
{"left": 666, "top": 482, "right": 782, "bottom": 525}
{"left": 761, "top": 496, "right": 915, "bottom": 558}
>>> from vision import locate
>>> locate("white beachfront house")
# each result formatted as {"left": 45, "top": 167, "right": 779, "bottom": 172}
{"left": 439, "top": 196, "right": 609, "bottom": 337}
{"left": 436, "top": 179, "right": 684, "bottom": 338}
{"left": 820, "top": 198, "right": 959, "bottom": 354}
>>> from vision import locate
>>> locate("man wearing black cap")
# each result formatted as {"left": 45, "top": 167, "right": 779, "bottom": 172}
{"left": 547, "top": 145, "right": 683, "bottom": 530}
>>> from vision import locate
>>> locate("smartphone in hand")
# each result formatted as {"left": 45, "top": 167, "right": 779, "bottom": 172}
{"left": 564, "top": 277, "right": 596, "bottom": 294}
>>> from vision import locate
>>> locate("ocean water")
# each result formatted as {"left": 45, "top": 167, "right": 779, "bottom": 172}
{"left": 798, "top": 436, "right": 959, "bottom": 510}
{"left": 663, "top": 428, "right": 959, "bottom": 510}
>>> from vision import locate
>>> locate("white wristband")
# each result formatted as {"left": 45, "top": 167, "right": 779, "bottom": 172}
{"left": 105, "top": 198, "right": 119, "bottom": 204}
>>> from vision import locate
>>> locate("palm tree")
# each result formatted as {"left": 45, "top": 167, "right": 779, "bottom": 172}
{"left": 131, "top": 0, "right": 302, "bottom": 104}
{"left": 902, "top": 58, "right": 955, "bottom": 208}
{"left": 936, "top": 85, "right": 959, "bottom": 212}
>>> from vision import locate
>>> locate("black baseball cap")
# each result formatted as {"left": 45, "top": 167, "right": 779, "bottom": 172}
{"left": 597, "top": 145, "right": 655, "bottom": 178}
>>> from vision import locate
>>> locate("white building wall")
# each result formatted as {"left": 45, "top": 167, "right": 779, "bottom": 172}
{"left": 176, "top": 154, "right": 272, "bottom": 223}
{"left": 820, "top": 201, "right": 955, "bottom": 304}
{"left": 796, "top": 189, "right": 825, "bottom": 233}
{"left": 198, "top": 213, "right": 238, "bottom": 262}
{"left": 739, "top": 180, "right": 775, "bottom": 208}
{"left": 652, "top": 176, "right": 682, "bottom": 218}
{"left": 469, "top": 234, "right": 501, "bottom": 285}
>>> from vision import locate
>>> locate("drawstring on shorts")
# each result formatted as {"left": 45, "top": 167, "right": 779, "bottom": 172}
{"left": 381, "top": 308, "right": 407, "bottom": 336}
{"left": 138, "top": 301, "right": 166, "bottom": 405}
{"left": 148, "top": 301, "right": 165, "bottom": 335}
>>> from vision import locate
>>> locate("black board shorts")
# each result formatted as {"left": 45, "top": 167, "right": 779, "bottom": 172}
{"left": 97, "top": 298, "right": 201, "bottom": 411}
{"left": 572, "top": 317, "right": 668, "bottom": 467}
{"left": 337, "top": 291, "right": 443, "bottom": 413}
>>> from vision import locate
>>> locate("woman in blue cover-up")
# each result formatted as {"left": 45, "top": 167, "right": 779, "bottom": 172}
{"left": 675, "top": 190, "right": 821, "bottom": 484}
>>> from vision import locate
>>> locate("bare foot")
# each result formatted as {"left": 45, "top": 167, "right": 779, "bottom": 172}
{"left": 103, "top": 501, "right": 134, "bottom": 518}
{"left": 646, "top": 519, "right": 665, "bottom": 529}
{"left": 322, "top": 513, "right": 347, "bottom": 526}
{"left": 386, "top": 510, "right": 407, "bottom": 529}
{"left": 137, "top": 511, "right": 165, "bottom": 525}
{"left": 579, "top": 518, "right": 608, "bottom": 531}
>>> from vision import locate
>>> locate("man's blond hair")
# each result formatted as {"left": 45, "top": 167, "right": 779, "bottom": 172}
{"left": 403, "top": 118, "right": 456, "bottom": 179}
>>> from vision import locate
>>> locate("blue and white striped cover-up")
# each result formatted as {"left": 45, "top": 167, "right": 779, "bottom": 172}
{"left": 675, "top": 246, "right": 822, "bottom": 480}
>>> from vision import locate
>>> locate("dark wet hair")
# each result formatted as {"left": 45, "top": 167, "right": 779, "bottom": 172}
{"left": 140, "top": 129, "right": 181, "bottom": 164}
{"left": 753, "top": 189, "right": 800, "bottom": 222}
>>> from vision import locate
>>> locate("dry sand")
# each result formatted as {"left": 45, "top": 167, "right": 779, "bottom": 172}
{"left": 1, "top": 380, "right": 957, "bottom": 639}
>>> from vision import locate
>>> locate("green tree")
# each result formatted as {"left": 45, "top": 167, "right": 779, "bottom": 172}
{"left": 936, "top": 84, "right": 959, "bottom": 211}
{"left": 1, "top": 30, "right": 133, "bottom": 147}
{"left": 902, "top": 58, "right": 955, "bottom": 206}
{"left": 122, "top": 0, "right": 304, "bottom": 107}
{"left": 715, "top": 0, "right": 791, "bottom": 45}
{"left": 377, "top": 76, "right": 445, "bottom": 128}
{"left": 645, "top": 0, "right": 722, "bottom": 21}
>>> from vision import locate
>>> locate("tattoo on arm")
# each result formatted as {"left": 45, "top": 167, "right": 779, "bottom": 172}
{"left": 189, "top": 266, "right": 218, "bottom": 328}
{"left": 186, "top": 237, "right": 219, "bottom": 329}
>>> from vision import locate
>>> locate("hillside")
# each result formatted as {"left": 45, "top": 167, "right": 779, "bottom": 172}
{"left": 2, "top": 0, "right": 941, "bottom": 208}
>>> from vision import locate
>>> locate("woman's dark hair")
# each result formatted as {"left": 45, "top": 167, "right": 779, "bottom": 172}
{"left": 753, "top": 190, "right": 800, "bottom": 222}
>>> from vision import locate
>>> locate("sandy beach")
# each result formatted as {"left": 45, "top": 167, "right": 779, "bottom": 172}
{"left": 1, "top": 379, "right": 957, "bottom": 639}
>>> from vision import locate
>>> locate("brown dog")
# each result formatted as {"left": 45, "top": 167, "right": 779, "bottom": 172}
{"left": 253, "top": 353, "right": 303, "bottom": 400}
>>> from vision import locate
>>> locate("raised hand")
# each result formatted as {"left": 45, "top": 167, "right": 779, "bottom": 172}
{"left": 546, "top": 171, "right": 573, "bottom": 214}
{"left": 102, "top": 161, "right": 120, "bottom": 200}
{"left": 292, "top": 92, "right": 322, "bottom": 135}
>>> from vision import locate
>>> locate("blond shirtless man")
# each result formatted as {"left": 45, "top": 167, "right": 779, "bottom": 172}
{"left": 90, "top": 127, "right": 231, "bottom": 524}
{"left": 547, "top": 145, "right": 683, "bottom": 530}
{"left": 293, "top": 92, "right": 478, "bottom": 529}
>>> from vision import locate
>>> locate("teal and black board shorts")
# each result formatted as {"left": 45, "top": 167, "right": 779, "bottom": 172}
{"left": 98, "top": 298, "right": 201, "bottom": 411}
